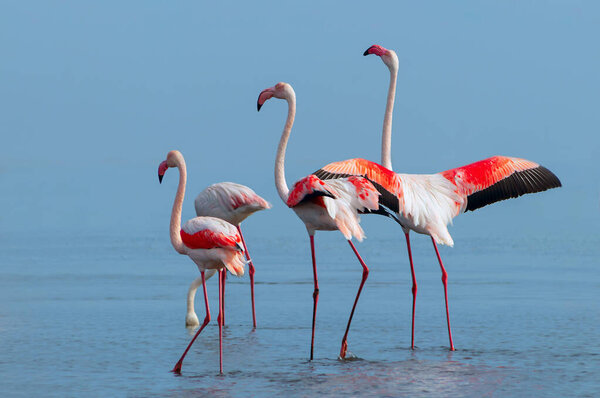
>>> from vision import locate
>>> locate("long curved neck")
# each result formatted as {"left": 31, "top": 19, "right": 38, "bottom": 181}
{"left": 274, "top": 93, "right": 295, "bottom": 202}
{"left": 381, "top": 63, "right": 397, "bottom": 170}
{"left": 170, "top": 157, "right": 187, "bottom": 254}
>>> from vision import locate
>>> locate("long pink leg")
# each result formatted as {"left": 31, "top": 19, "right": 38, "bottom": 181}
{"left": 431, "top": 237, "right": 455, "bottom": 351}
{"left": 405, "top": 232, "right": 418, "bottom": 349}
{"left": 309, "top": 235, "right": 319, "bottom": 360}
{"left": 221, "top": 270, "right": 226, "bottom": 326}
{"left": 217, "top": 270, "right": 224, "bottom": 373}
{"left": 339, "top": 240, "right": 370, "bottom": 359}
{"left": 172, "top": 271, "right": 211, "bottom": 373}
{"left": 237, "top": 226, "right": 257, "bottom": 328}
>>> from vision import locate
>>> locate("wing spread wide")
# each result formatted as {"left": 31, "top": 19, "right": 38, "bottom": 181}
{"left": 314, "top": 156, "right": 561, "bottom": 218}
{"left": 440, "top": 156, "right": 562, "bottom": 212}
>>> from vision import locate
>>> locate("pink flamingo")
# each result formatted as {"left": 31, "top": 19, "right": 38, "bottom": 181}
{"left": 158, "top": 150, "right": 246, "bottom": 374}
{"left": 314, "top": 45, "right": 562, "bottom": 352}
{"left": 187, "top": 183, "right": 271, "bottom": 328}
{"left": 257, "top": 82, "right": 381, "bottom": 360}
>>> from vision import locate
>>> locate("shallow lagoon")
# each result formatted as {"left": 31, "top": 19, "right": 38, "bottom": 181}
{"left": 1, "top": 228, "right": 598, "bottom": 397}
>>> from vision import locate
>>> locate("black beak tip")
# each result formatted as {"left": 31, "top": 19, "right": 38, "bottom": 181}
{"left": 257, "top": 102, "right": 263, "bottom": 112}
{"left": 158, "top": 174, "right": 163, "bottom": 184}
{"left": 363, "top": 50, "right": 370, "bottom": 56}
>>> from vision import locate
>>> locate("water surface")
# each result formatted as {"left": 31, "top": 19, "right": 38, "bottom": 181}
{"left": 1, "top": 228, "right": 598, "bottom": 397}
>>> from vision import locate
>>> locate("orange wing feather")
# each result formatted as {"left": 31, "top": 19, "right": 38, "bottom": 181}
{"left": 318, "top": 158, "right": 401, "bottom": 196}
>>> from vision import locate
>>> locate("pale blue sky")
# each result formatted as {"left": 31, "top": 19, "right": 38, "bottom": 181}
{"left": 0, "top": 1, "right": 598, "bottom": 241}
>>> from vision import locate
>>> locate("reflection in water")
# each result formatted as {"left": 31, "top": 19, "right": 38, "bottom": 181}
{"left": 162, "top": 357, "right": 523, "bottom": 397}
{"left": 294, "top": 359, "right": 514, "bottom": 397}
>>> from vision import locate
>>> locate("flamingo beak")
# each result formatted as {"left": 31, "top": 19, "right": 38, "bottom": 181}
{"left": 363, "top": 44, "right": 378, "bottom": 56}
{"left": 158, "top": 160, "right": 168, "bottom": 184}
{"left": 257, "top": 88, "right": 275, "bottom": 112}
{"left": 363, "top": 44, "right": 387, "bottom": 57}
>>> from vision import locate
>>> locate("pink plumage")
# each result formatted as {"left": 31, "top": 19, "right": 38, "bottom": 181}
{"left": 315, "top": 155, "right": 560, "bottom": 246}
{"left": 180, "top": 218, "right": 243, "bottom": 251}
{"left": 441, "top": 155, "right": 559, "bottom": 212}
{"left": 346, "top": 175, "right": 380, "bottom": 209}
{"left": 258, "top": 82, "right": 378, "bottom": 360}
{"left": 308, "top": 43, "right": 562, "bottom": 353}
{"left": 195, "top": 182, "right": 271, "bottom": 225}
{"left": 286, "top": 175, "right": 335, "bottom": 207}
{"left": 285, "top": 174, "right": 380, "bottom": 241}
{"left": 158, "top": 150, "right": 247, "bottom": 375}
{"left": 190, "top": 181, "right": 270, "bottom": 329}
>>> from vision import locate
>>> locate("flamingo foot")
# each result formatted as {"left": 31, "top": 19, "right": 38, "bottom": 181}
{"left": 171, "top": 360, "right": 183, "bottom": 374}
{"left": 339, "top": 340, "right": 348, "bottom": 359}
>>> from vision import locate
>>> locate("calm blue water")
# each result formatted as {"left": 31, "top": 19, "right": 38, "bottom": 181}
{"left": 1, "top": 225, "right": 598, "bottom": 397}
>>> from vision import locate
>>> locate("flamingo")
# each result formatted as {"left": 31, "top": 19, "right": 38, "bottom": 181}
{"left": 257, "top": 82, "right": 381, "bottom": 360}
{"left": 158, "top": 150, "right": 246, "bottom": 374}
{"left": 313, "top": 45, "right": 562, "bottom": 352}
{"left": 187, "top": 182, "right": 271, "bottom": 328}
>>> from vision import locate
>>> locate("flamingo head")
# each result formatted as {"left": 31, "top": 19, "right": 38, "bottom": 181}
{"left": 257, "top": 82, "right": 294, "bottom": 111}
{"left": 363, "top": 44, "right": 398, "bottom": 70}
{"left": 158, "top": 150, "right": 181, "bottom": 183}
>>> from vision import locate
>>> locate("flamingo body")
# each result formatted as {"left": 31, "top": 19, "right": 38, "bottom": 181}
{"left": 315, "top": 155, "right": 561, "bottom": 245}
{"left": 189, "top": 182, "right": 270, "bottom": 328}
{"left": 195, "top": 182, "right": 271, "bottom": 226}
{"left": 287, "top": 174, "right": 380, "bottom": 240}
{"left": 286, "top": 175, "right": 336, "bottom": 208}
{"left": 180, "top": 217, "right": 246, "bottom": 276}
{"left": 181, "top": 217, "right": 243, "bottom": 251}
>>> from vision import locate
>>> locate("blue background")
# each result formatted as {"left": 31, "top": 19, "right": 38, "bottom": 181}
{"left": 1, "top": 1, "right": 597, "bottom": 239}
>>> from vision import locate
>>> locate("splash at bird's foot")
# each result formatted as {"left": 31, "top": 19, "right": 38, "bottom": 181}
{"left": 339, "top": 340, "right": 348, "bottom": 359}
{"left": 338, "top": 350, "right": 359, "bottom": 361}
{"left": 171, "top": 361, "right": 183, "bottom": 374}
